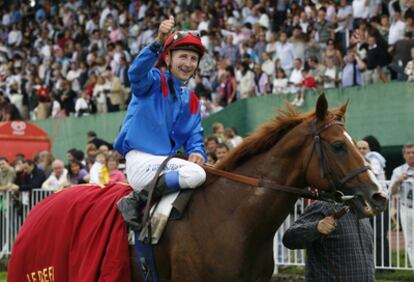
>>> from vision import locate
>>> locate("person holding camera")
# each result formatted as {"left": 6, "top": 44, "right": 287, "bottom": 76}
{"left": 391, "top": 143, "right": 414, "bottom": 195}
{"left": 390, "top": 142, "right": 414, "bottom": 266}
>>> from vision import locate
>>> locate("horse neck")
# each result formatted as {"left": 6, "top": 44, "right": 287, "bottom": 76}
{"left": 206, "top": 138, "right": 306, "bottom": 239}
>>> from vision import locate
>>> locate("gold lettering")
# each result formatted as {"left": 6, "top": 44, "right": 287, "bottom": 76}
{"left": 31, "top": 272, "right": 37, "bottom": 281}
{"left": 42, "top": 268, "right": 49, "bottom": 282}
{"left": 37, "top": 271, "right": 43, "bottom": 282}
{"left": 27, "top": 274, "right": 32, "bottom": 282}
{"left": 48, "top": 266, "right": 54, "bottom": 281}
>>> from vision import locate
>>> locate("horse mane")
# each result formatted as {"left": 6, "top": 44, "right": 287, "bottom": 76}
{"left": 215, "top": 103, "right": 345, "bottom": 171}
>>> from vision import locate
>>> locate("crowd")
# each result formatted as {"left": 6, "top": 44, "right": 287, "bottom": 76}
{"left": 0, "top": 122, "right": 240, "bottom": 196}
{"left": 0, "top": 0, "right": 414, "bottom": 120}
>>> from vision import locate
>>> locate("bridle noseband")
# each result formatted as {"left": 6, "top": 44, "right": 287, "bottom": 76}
{"left": 303, "top": 119, "right": 370, "bottom": 202}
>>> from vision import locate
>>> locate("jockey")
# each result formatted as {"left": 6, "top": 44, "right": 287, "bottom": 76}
{"left": 115, "top": 16, "right": 207, "bottom": 230}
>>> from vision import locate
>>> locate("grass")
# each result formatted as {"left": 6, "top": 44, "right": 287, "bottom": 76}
{"left": 276, "top": 266, "right": 414, "bottom": 281}
{"left": 0, "top": 272, "right": 6, "bottom": 281}
{"left": 274, "top": 250, "right": 414, "bottom": 281}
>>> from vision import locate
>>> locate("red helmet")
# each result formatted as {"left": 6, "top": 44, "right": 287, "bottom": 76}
{"left": 159, "top": 31, "right": 205, "bottom": 63}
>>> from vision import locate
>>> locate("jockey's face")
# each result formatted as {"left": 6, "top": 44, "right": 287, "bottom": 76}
{"left": 166, "top": 50, "right": 199, "bottom": 82}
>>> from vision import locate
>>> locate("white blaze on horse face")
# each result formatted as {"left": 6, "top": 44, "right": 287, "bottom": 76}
{"left": 343, "top": 130, "right": 353, "bottom": 144}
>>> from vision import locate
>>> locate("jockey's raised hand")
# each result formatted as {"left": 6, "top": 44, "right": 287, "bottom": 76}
{"left": 156, "top": 16, "right": 175, "bottom": 44}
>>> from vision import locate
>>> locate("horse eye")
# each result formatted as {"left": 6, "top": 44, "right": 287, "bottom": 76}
{"left": 331, "top": 141, "right": 346, "bottom": 152}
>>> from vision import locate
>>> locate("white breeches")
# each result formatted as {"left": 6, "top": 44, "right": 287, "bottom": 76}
{"left": 125, "top": 150, "right": 206, "bottom": 192}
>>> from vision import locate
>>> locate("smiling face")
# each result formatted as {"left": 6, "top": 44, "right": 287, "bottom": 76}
{"left": 165, "top": 49, "right": 200, "bottom": 82}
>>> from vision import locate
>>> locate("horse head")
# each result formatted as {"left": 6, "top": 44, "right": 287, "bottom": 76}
{"left": 302, "top": 94, "right": 387, "bottom": 218}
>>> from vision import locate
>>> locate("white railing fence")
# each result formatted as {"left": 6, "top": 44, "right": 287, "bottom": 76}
{"left": 1, "top": 182, "right": 413, "bottom": 272}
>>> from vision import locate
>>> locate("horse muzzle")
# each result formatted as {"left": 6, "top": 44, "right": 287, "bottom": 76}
{"left": 345, "top": 190, "right": 388, "bottom": 219}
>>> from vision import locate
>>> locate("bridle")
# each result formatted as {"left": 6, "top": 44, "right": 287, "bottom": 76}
{"left": 302, "top": 119, "right": 370, "bottom": 202}
{"left": 203, "top": 118, "right": 370, "bottom": 203}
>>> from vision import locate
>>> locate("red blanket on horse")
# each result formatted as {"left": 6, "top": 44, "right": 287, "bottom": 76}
{"left": 8, "top": 182, "right": 133, "bottom": 282}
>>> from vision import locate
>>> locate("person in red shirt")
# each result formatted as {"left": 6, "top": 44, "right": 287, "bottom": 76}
{"left": 293, "top": 68, "right": 317, "bottom": 107}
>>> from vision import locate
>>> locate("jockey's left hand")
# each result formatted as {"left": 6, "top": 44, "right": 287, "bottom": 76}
{"left": 189, "top": 153, "right": 205, "bottom": 165}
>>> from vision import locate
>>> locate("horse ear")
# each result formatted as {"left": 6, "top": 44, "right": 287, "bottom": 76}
{"left": 338, "top": 99, "right": 349, "bottom": 118}
{"left": 315, "top": 93, "right": 328, "bottom": 121}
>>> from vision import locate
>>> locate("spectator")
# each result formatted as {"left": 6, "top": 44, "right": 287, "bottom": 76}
{"left": 107, "top": 71, "right": 127, "bottom": 112}
{"left": 212, "top": 122, "right": 225, "bottom": 143}
{"left": 87, "top": 131, "right": 113, "bottom": 150}
{"left": 107, "top": 155, "right": 125, "bottom": 183}
{"left": 336, "top": 0, "right": 353, "bottom": 49}
{"left": 341, "top": 48, "right": 366, "bottom": 87}
{"left": 297, "top": 68, "right": 317, "bottom": 106}
{"left": 75, "top": 91, "right": 92, "bottom": 117}
{"left": 0, "top": 157, "right": 15, "bottom": 192}
{"left": 315, "top": 7, "right": 334, "bottom": 48}
{"left": 283, "top": 200, "right": 375, "bottom": 281}
{"left": 239, "top": 61, "right": 255, "bottom": 99}
{"left": 89, "top": 152, "right": 109, "bottom": 185}
{"left": 36, "top": 151, "right": 55, "bottom": 177}
{"left": 10, "top": 159, "right": 46, "bottom": 205}
{"left": 272, "top": 67, "right": 289, "bottom": 95}
{"left": 359, "top": 136, "right": 390, "bottom": 269}
{"left": 390, "top": 143, "right": 414, "bottom": 195}
{"left": 41, "top": 160, "right": 70, "bottom": 191}
{"left": 68, "top": 160, "right": 89, "bottom": 185}
{"left": 205, "top": 136, "right": 219, "bottom": 155}
{"left": 221, "top": 66, "right": 237, "bottom": 106}
{"left": 321, "top": 39, "right": 344, "bottom": 69}
{"left": 389, "top": 142, "right": 414, "bottom": 266}
{"left": 215, "top": 143, "right": 230, "bottom": 163}
{"left": 261, "top": 52, "right": 275, "bottom": 81}
{"left": 253, "top": 63, "right": 270, "bottom": 96}
{"left": 66, "top": 148, "right": 84, "bottom": 164}
{"left": 223, "top": 127, "right": 243, "bottom": 149}
{"left": 322, "top": 57, "right": 341, "bottom": 89}
{"left": 352, "top": 0, "right": 370, "bottom": 29}
{"left": 388, "top": 10, "right": 406, "bottom": 46}
{"left": 364, "top": 35, "right": 389, "bottom": 83}
{"left": 390, "top": 31, "right": 414, "bottom": 81}
{"left": 207, "top": 152, "right": 217, "bottom": 165}
{"left": 275, "top": 31, "right": 296, "bottom": 75}
{"left": 289, "top": 58, "right": 304, "bottom": 105}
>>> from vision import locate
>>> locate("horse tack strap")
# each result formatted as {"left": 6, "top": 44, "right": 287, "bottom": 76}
{"left": 202, "top": 165, "right": 336, "bottom": 201}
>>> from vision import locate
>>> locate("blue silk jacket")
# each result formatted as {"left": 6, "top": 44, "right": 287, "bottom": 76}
{"left": 114, "top": 41, "right": 206, "bottom": 161}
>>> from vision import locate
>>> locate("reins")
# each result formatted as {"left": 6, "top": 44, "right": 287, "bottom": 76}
{"left": 202, "top": 164, "right": 343, "bottom": 202}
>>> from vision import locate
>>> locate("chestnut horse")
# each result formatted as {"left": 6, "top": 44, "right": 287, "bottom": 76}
{"left": 144, "top": 94, "right": 387, "bottom": 282}
{"left": 8, "top": 95, "right": 387, "bottom": 282}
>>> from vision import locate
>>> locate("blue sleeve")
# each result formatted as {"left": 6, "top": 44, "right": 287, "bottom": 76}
{"left": 128, "top": 40, "right": 163, "bottom": 97}
{"left": 184, "top": 104, "right": 207, "bottom": 161}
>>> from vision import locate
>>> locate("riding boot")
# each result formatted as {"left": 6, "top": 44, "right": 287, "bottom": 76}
{"left": 117, "top": 174, "right": 180, "bottom": 230}
{"left": 117, "top": 191, "right": 147, "bottom": 231}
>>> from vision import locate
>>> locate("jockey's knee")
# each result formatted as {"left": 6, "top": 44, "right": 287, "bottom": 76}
{"left": 178, "top": 164, "right": 206, "bottom": 189}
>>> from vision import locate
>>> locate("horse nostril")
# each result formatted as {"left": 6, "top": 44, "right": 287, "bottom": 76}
{"left": 371, "top": 191, "right": 388, "bottom": 207}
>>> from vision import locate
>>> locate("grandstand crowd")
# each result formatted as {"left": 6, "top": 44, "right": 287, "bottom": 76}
{"left": 1, "top": 0, "right": 414, "bottom": 120}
